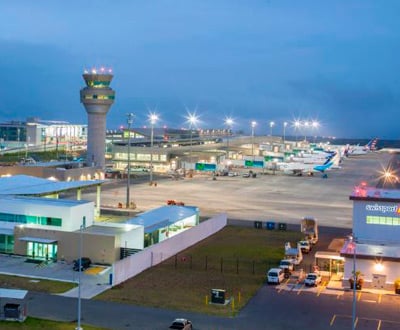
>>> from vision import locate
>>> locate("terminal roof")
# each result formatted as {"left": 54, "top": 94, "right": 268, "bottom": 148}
{"left": 0, "top": 175, "right": 105, "bottom": 196}
{"left": 127, "top": 205, "right": 199, "bottom": 233}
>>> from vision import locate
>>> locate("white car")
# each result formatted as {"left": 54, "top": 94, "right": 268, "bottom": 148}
{"left": 304, "top": 273, "right": 322, "bottom": 287}
{"left": 267, "top": 268, "right": 285, "bottom": 284}
{"left": 299, "top": 240, "right": 311, "bottom": 253}
{"left": 279, "top": 259, "right": 294, "bottom": 272}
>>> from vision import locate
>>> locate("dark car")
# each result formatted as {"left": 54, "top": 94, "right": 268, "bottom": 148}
{"left": 73, "top": 257, "right": 92, "bottom": 271}
{"left": 169, "top": 318, "right": 192, "bottom": 330}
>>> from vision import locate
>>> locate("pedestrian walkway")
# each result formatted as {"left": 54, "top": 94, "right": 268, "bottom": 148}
{"left": 0, "top": 254, "right": 113, "bottom": 299}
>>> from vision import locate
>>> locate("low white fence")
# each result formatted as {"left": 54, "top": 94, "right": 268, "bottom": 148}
{"left": 112, "top": 213, "right": 227, "bottom": 286}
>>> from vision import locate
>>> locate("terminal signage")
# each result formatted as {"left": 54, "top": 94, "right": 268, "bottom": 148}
{"left": 245, "top": 160, "right": 264, "bottom": 168}
{"left": 195, "top": 163, "right": 217, "bottom": 171}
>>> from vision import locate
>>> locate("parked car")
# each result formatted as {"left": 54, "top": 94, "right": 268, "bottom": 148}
{"left": 304, "top": 272, "right": 322, "bottom": 287}
{"left": 169, "top": 318, "right": 193, "bottom": 329}
{"left": 267, "top": 268, "right": 285, "bottom": 284}
{"left": 242, "top": 172, "right": 250, "bottom": 178}
{"left": 73, "top": 257, "right": 92, "bottom": 271}
{"left": 299, "top": 240, "right": 311, "bottom": 253}
{"left": 279, "top": 259, "right": 294, "bottom": 272}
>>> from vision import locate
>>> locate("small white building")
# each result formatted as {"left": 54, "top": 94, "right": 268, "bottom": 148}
{"left": 341, "top": 185, "right": 400, "bottom": 290}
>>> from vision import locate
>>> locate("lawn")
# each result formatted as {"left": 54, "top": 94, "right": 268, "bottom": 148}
{"left": 0, "top": 274, "right": 76, "bottom": 294}
{"left": 0, "top": 317, "right": 108, "bottom": 330}
{"left": 96, "top": 225, "right": 303, "bottom": 316}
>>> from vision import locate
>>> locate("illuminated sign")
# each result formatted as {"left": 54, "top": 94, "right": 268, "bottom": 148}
{"left": 245, "top": 160, "right": 264, "bottom": 168}
{"left": 365, "top": 203, "right": 400, "bottom": 214}
{"left": 195, "top": 163, "right": 216, "bottom": 171}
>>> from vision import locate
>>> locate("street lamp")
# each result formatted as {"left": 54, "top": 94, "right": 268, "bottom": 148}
{"left": 225, "top": 117, "right": 234, "bottom": 160}
{"left": 294, "top": 120, "right": 301, "bottom": 141}
{"left": 303, "top": 121, "right": 309, "bottom": 142}
{"left": 269, "top": 121, "right": 275, "bottom": 136}
{"left": 283, "top": 122, "right": 288, "bottom": 143}
{"left": 187, "top": 113, "right": 199, "bottom": 168}
{"left": 76, "top": 216, "right": 86, "bottom": 330}
{"left": 148, "top": 113, "right": 158, "bottom": 185}
{"left": 251, "top": 121, "right": 256, "bottom": 160}
{"left": 311, "top": 120, "right": 319, "bottom": 143}
{"left": 348, "top": 235, "right": 357, "bottom": 330}
{"left": 126, "top": 113, "right": 134, "bottom": 208}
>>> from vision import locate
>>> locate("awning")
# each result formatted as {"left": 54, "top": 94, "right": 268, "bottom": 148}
{"left": 315, "top": 251, "right": 345, "bottom": 261}
{"left": 19, "top": 237, "right": 57, "bottom": 244}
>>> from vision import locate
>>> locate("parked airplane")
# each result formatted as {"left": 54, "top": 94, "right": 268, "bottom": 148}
{"left": 348, "top": 138, "right": 378, "bottom": 156}
{"left": 279, "top": 152, "right": 338, "bottom": 176}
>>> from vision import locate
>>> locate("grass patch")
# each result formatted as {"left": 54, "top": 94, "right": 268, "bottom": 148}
{"left": 0, "top": 274, "right": 76, "bottom": 294}
{"left": 96, "top": 226, "right": 303, "bottom": 316}
{"left": 0, "top": 317, "right": 108, "bottom": 330}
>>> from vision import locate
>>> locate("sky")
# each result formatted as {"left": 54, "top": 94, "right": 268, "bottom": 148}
{"left": 0, "top": 0, "right": 399, "bottom": 139}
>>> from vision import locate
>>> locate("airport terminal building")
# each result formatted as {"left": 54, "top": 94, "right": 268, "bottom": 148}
{"left": 341, "top": 184, "right": 400, "bottom": 290}
{"left": 0, "top": 175, "right": 199, "bottom": 265}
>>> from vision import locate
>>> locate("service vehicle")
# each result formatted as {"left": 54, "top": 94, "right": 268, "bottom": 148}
{"left": 304, "top": 272, "right": 322, "bottom": 287}
{"left": 301, "top": 217, "right": 319, "bottom": 245}
{"left": 284, "top": 242, "right": 303, "bottom": 265}
{"left": 267, "top": 268, "right": 285, "bottom": 284}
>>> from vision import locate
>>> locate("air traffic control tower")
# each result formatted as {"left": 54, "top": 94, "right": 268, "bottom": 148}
{"left": 80, "top": 68, "right": 115, "bottom": 169}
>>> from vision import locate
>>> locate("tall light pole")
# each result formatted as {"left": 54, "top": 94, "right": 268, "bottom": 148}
{"left": 251, "top": 121, "right": 256, "bottom": 160}
{"left": 269, "top": 121, "right": 275, "bottom": 136}
{"left": 312, "top": 120, "right": 319, "bottom": 143}
{"left": 126, "top": 113, "right": 134, "bottom": 208}
{"left": 76, "top": 216, "right": 86, "bottom": 330}
{"left": 349, "top": 235, "right": 357, "bottom": 330}
{"left": 149, "top": 113, "right": 158, "bottom": 185}
{"left": 225, "top": 117, "right": 233, "bottom": 160}
{"left": 283, "top": 121, "right": 288, "bottom": 143}
{"left": 187, "top": 113, "right": 199, "bottom": 169}
{"left": 303, "top": 121, "right": 309, "bottom": 142}
{"left": 294, "top": 120, "right": 301, "bottom": 142}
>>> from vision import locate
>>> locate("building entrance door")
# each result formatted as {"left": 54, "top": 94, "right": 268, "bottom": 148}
{"left": 27, "top": 242, "right": 58, "bottom": 261}
{"left": 372, "top": 274, "right": 386, "bottom": 289}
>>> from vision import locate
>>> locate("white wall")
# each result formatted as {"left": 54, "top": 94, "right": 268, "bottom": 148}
{"left": 344, "top": 258, "right": 400, "bottom": 284}
{"left": 112, "top": 213, "right": 227, "bottom": 286}
{"left": 0, "top": 197, "right": 94, "bottom": 232}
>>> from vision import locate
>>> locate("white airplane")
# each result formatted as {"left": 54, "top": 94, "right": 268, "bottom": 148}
{"left": 347, "top": 138, "right": 378, "bottom": 156}
{"left": 279, "top": 152, "right": 338, "bottom": 176}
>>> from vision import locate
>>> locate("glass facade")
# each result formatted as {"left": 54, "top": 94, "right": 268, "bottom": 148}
{"left": 366, "top": 216, "right": 400, "bottom": 226}
{"left": 0, "top": 212, "right": 62, "bottom": 227}
{"left": 0, "top": 234, "right": 14, "bottom": 253}
{"left": 83, "top": 94, "right": 115, "bottom": 100}
{"left": 27, "top": 241, "right": 58, "bottom": 261}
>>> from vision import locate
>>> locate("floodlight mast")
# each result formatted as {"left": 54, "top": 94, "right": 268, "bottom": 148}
{"left": 126, "top": 113, "right": 134, "bottom": 208}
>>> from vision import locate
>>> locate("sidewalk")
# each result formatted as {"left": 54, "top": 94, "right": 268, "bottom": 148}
{"left": 326, "top": 279, "right": 397, "bottom": 296}
{"left": 0, "top": 254, "right": 113, "bottom": 299}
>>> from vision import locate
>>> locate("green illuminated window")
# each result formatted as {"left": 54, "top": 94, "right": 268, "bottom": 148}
{"left": 366, "top": 216, "right": 400, "bottom": 226}
{"left": 0, "top": 212, "right": 62, "bottom": 227}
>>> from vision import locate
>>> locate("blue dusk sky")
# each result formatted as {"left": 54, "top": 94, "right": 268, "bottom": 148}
{"left": 0, "top": 1, "right": 399, "bottom": 139}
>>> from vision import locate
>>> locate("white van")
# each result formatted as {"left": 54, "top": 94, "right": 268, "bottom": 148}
{"left": 267, "top": 268, "right": 284, "bottom": 284}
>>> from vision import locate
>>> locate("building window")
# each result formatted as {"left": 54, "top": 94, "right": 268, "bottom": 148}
{"left": 0, "top": 212, "right": 62, "bottom": 227}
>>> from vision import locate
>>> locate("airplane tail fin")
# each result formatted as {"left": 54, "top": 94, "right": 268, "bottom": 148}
{"left": 366, "top": 138, "right": 378, "bottom": 151}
